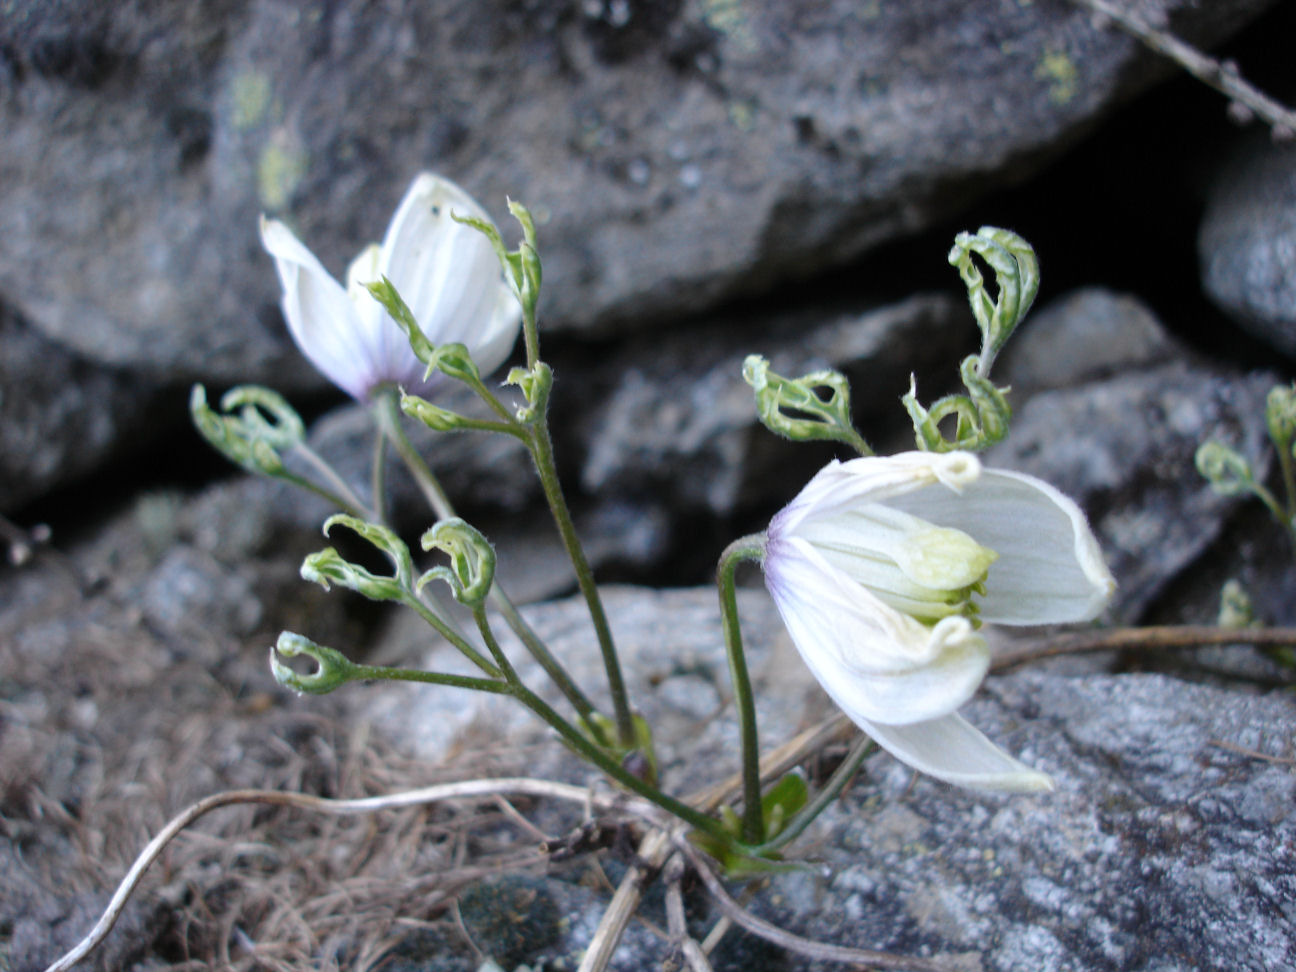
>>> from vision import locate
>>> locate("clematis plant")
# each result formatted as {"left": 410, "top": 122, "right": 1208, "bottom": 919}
{"left": 259, "top": 173, "right": 521, "bottom": 401}
{"left": 761, "top": 451, "right": 1114, "bottom": 792}
{"left": 192, "top": 177, "right": 1114, "bottom": 873}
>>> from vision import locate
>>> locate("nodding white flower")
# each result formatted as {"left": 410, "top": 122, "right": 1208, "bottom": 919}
{"left": 260, "top": 173, "right": 521, "bottom": 401}
{"left": 764, "top": 451, "right": 1114, "bottom": 792}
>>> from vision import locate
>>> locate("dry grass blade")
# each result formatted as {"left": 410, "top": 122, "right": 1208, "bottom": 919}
{"left": 44, "top": 777, "right": 657, "bottom": 972}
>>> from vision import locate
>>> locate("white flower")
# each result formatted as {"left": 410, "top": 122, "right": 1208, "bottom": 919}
{"left": 260, "top": 173, "right": 521, "bottom": 401}
{"left": 763, "top": 451, "right": 1114, "bottom": 792}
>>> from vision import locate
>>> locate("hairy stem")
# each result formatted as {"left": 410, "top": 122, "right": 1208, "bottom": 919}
{"left": 717, "top": 534, "right": 768, "bottom": 845}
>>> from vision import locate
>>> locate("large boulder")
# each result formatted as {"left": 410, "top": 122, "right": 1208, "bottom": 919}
{"left": 1199, "top": 137, "right": 1296, "bottom": 358}
{"left": 0, "top": 0, "right": 1275, "bottom": 385}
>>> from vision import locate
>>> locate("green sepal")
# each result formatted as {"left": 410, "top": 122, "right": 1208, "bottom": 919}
{"left": 1195, "top": 441, "right": 1255, "bottom": 497}
{"left": 190, "top": 383, "right": 305, "bottom": 477}
{"left": 505, "top": 361, "right": 553, "bottom": 423}
{"left": 400, "top": 392, "right": 476, "bottom": 432}
{"left": 300, "top": 514, "right": 414, "bottom": 601}
{"left": 742, "top": 355, "right": 871, "bottom": 454}
{"left": 416, "top": 517, "right": 497, "bottom": 606}
{"left": 365, "top": 277, "right": 436, "bottom": 364}
{"left": 271, "top": 631, "right": 365, "bottom": 695}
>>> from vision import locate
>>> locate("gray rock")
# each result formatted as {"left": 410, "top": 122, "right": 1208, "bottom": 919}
{"left": 997, "top": 286, "right": 1184, "bottom": 395}
{"left": 1199, "top": 138, "right": 1296, "bottom": 356}
{"left": 579, "top": 294, "right": 967, "bottom": 518}
{"left": 790, "top": 670, "right": 1296, "bottom": 972}
{"left": 0, "top": 302, "right": 161, "bottom": 512}
{"left": 357, "top": 585, "right": 1296, "bottom": 972}
{"left": 0, "top": 0, "right": 1273, "bottom": 385}
{"left": 987, "top": 290, "right": 1277, "bottom": 621}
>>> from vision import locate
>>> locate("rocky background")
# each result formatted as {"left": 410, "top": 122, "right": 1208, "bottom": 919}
{"left": 2, "top": 1, "right": 1295, "bottom": 970}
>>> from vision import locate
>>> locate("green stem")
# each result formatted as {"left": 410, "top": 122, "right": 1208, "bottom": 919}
{"left": 285, "top": 444, "right": 375, "bottom": 520}
{"left": 402, "top": 595, "right": 502, "bottom": 679}
{"left": 465, "top": 601, "right": 728, "bottom": 841}
{"left": 1249, "top": 479, "right": 1289, "bottom": 532}
{"left": 372, "top": 422, "right": 389, "bottom": 525}
{"left": 751, "top": 734, "right": 876, "bottom": 855}
{"left": 527, "top": 416, "right": 635, "bottom": 746}
{"left": 1274, "top": 438, "right": 1296, "bottom": 530}
{"left": 717, "top": 533, "right": 768, "bottom": 845}
{"left": 372, "top": 389, "right": 602, "bottom": 732}
{"left": 351, "top": 663, "right": 511, "bottom": 696}
{"left": 845, "top": 427, "right": 874, "bottom": 458}
{"left": 513, "top": 675, "right": 727, "bottom": 840}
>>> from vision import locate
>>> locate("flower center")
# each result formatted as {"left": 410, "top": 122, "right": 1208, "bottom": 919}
{"left": 799, "top": 503, "right": 998, "bottom": 625}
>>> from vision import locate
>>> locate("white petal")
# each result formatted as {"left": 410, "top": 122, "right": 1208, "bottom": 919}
{"left": 885, "top": 466, "right": 1115, "bottom": 624}
{"left": 469, "top": 287, "right": 527, "bottom": 376}
{"left": 774, "top": 452, "right": 981, "bottom": 537}
{"left": 260, "top": 216, "right": 376, "bottom": 400}
{"left": 377, "top": 173, "right": 520, "bottom": 372}
{"left": 765, "top": 537, "right": 989, "bottom": 724}
{"left": 856, "top": 712, "right": 1055, "bottom": 792}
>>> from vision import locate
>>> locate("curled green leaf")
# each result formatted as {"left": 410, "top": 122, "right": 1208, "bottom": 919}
{"left": 417, "top": 517, "right": 497, "bottom": 606}
{"left": 300, "top": 515, "right": 414, "bottom": 601}
{"left": 271, "top": 631, "right": 364, "bottom": 695}
{"left": 902, "top": 357, "right": 1012, "bottom": 453}
{"left": 1195, "top": 441, "right": 1255, "bottom": 497}
{"left": 948, "top": 226, "right": 1039, "bottom": 371}
{"left": 742, "top": 355, "right": 871, "bottom": 455}
{"left": 190, "top": 383, "right": 306, "bottom": 477}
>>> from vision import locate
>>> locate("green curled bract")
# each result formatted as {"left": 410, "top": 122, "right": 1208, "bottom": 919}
{"left": 300, "top": 514, "right": 414, "bottom": 601}
{"left": 1195, "top": 441, "right": 1255, "bottom": 497}
{"left": 948, "top": 226, "right": 1039, "bottom": 368}
{"left": 271, "top": 631, "right": 363, "bottom": 695}
{"left": 190, "top": 383, "right": 305, "bottom": 476}
{"left": 743, "top": 355, "right": 871, "bottom": 455}
{"left": 904, "top": 356, "right": 1012, "bottom": 453}
{"left": 417, "top": 517, "right": 496, "bottom": 606}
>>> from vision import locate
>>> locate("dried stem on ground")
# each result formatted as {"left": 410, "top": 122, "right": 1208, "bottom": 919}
{"left": 993, "top": 625, "right": 1296, "bottom": 671}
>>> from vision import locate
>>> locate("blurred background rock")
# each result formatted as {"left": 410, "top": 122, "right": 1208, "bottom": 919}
{"left": 3, "top": 0, "right": 1293, "bottom": 628}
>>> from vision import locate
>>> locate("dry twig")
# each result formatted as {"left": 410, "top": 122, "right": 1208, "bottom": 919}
{"left": 992, "top": 625, "right": 1296, "bottom": 672}
{"left": 1070, "top": 0, "right": 1296, "bottom": 138}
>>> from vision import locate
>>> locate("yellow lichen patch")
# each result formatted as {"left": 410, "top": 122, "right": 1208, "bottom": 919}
{"left": 231, "top": 70, "right": 273, "bottom": 131}
{"left": 1035, "top": 50, "right": 1078, "bottom": 105}
{"left": 257, "top": 132, "right": 308, "bottom": 211}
